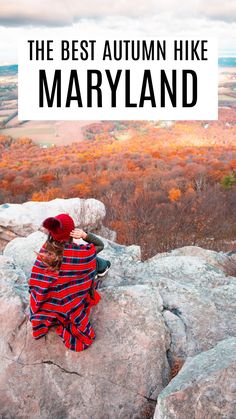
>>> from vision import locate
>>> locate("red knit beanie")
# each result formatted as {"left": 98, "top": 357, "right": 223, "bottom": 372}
{"left": 42, "top": 213, "right": 75, "bottom": 242}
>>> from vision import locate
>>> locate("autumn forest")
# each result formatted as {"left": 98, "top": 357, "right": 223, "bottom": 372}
{"left": 0, "top": 110, "right": 236, "bottom": 259}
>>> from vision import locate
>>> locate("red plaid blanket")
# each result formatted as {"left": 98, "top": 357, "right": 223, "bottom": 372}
{"left": 27, "top": 241, "right": 101, "bottom": 351}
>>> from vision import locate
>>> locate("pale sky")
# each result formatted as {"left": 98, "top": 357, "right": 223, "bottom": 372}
{"left": 0, "top": 0, "right": 235, "bottom": 64}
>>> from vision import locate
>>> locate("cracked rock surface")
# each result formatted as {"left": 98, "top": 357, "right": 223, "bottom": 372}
{"left": 1, "top": 231, "right": 236, "bottom": 419}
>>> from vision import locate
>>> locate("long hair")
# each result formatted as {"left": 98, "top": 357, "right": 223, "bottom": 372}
{"left": 37, "top": 234, "right": 73, "bottom": 271}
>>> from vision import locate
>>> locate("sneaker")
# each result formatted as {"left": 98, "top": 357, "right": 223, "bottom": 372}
{"left": 97, "top": 261, "right": 111, "bottom": 277}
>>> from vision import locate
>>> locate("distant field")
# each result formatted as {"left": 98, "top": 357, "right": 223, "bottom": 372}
{"left": 0, "top": 63, "right": 236, "bottom": 145}
{"left": 219, "top": 95, "right": 236, "bottom": 101}
{"left": 2, "top": 126, "right": 55, "bottom": 137}
{"left": 0, "top": 120, "right": 103, "bottom": 145}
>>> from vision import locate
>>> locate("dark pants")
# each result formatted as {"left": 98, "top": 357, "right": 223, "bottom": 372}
{"left": 90, "top": 256, "right": 110, "bottom": 294}
{"left": 96, "top": 256, "right": 109, "bottom": 273}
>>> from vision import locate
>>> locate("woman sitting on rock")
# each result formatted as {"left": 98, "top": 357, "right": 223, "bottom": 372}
{"left": 27, "top": 213, "right": 110, "bottom": 352}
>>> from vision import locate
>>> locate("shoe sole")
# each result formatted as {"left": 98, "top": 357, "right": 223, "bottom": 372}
{"left": 97, "top": 266, "right": 111, "bottom": 277}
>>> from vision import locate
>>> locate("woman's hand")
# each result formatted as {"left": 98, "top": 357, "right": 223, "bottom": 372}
{"left": 70, "top": 229, "right": 87, "bottom": 240}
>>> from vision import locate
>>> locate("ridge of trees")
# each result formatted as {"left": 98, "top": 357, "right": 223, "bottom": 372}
{"left": 0, "top": 116, "right": 236, "bottom": 258}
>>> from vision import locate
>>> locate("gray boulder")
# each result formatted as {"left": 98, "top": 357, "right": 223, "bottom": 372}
{"left": 4, "top": 231, "right": 140, "bottom": 280}
{"left": 154, "top": 337, "right": 236, "bottom": 419}
{"left": 0, "top": 198, "right": 116, "bottom": 251}
{"left": 4, "top": 231, "right": 47, "bottom": 278}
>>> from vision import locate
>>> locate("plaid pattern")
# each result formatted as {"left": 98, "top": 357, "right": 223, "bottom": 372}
{"left": 27, "top": 241, "right": 101, "bottom": 352}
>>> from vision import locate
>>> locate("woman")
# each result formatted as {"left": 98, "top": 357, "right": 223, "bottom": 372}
{"left": 27, "top": 213, "right": 110, "bottom": 352}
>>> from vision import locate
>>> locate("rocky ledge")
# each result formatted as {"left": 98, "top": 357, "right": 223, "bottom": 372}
{"left": 0, "top": 198, "right": 116, "bottom": 251}
{"left": 0, "top": 199, "right": 235, "bottom": 418}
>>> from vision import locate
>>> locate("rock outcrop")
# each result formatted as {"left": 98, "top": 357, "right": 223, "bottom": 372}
{"left": 1, "top": 221, "right": 236, "bottom": 418}
{"left": 0, "top": 247, "right": 170, "bottom": 419}
{"left": 154, "top": 337, "right": 236, "bottom": 419}
{"left": 0, "top": 198, "right": 116, "bottom": 251}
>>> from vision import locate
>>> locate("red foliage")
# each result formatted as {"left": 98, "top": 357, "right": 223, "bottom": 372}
{"left": 0, "top": 115, "right": 236, "bottom": 258}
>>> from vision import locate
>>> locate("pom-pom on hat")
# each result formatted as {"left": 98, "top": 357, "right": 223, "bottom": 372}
{"left": 42, "top": 213, "right": 75, "bottom": 242}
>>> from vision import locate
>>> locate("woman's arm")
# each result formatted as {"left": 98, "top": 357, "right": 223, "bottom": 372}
{"left": 84, "top": 232, "right": 104, "bottom": 253}
{"left": 70, "top": 229, "right": 104, "bottom": 253}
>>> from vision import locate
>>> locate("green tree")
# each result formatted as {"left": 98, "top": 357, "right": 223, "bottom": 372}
{"left": 220, "top": 174, "right": 236, "bottom": 190}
